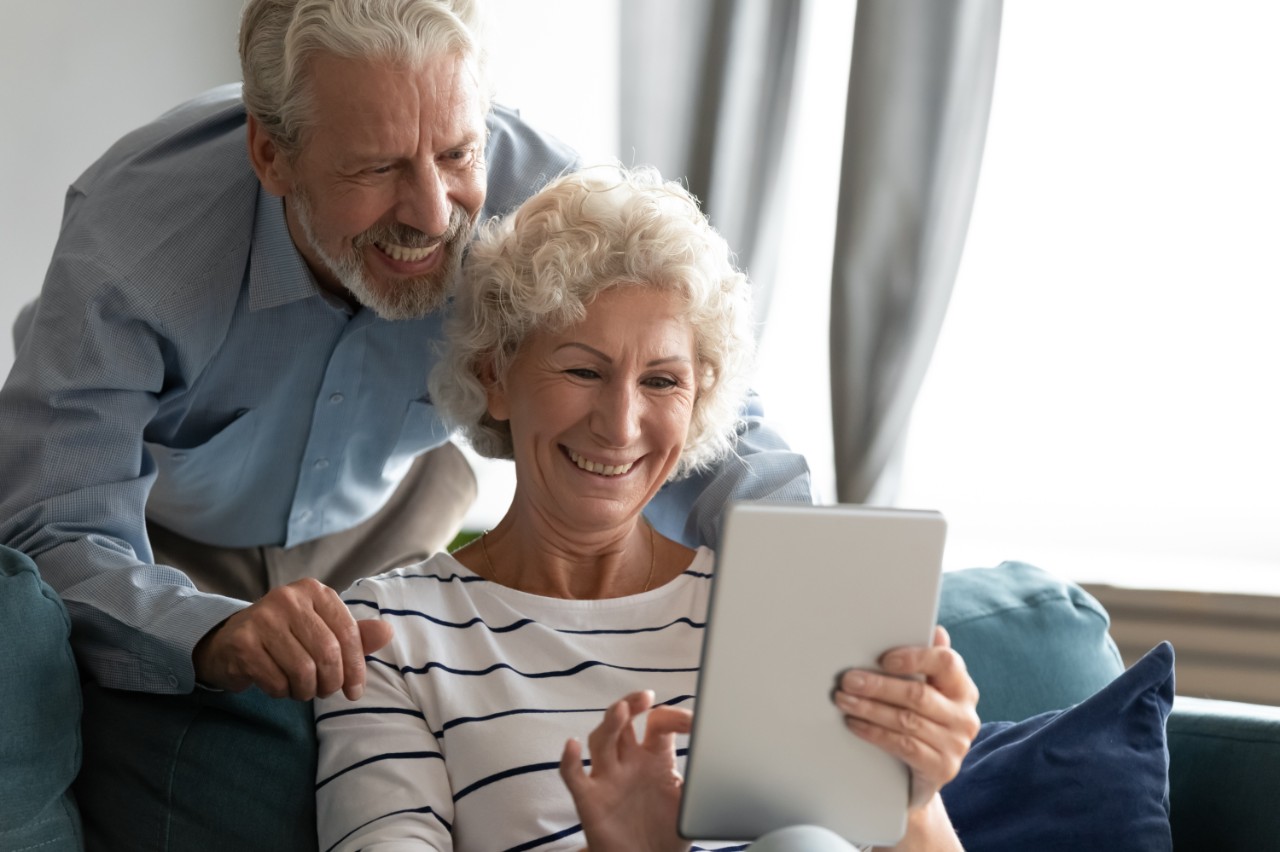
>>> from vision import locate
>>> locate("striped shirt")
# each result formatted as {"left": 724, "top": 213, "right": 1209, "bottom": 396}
{"left": 315, "top": 547, "right": 748, "bottom": 852}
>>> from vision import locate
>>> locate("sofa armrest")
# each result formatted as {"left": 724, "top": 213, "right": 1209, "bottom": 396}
{"left": 1168, "top": 696, "right": 1280, "bottom": 850}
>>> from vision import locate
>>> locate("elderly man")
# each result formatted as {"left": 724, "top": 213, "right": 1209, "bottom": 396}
{"left": 0, "top": 0, "right": 810, "bottom": 706}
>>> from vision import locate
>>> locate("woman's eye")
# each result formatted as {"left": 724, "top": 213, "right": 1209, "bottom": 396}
{"left": 567, "top": 368, "right": 600, "bottom": 380}
{"left": 644, "top": 376, "right": 678, "bottom": 390}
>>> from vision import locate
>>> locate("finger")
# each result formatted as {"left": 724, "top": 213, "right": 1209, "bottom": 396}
{"left": 871, "top": 642, "right": 977, "bottom": 706}
{"left": 844, "top": 713, "right": 960, "bottom": 803}
{"left": 359, "top": 619, "right": 394, "bottom": 654}
{"left": 834, "top": 687, "right": 954, "bottom": 751}
{"left": 559, "top": 737, "right": 588, "bottom": 795}
{"left": 643, "top": 706, "right": 694, "bottom": 739}
{"left": 305, "top": 582, "right": 368, "bottom": 700}
{"left": 618, "top": 690, "right": 655, "bottom": 757}
{"left": 586, "top": 699, "right": 630, "bottom": 774}
{"left": 640, "top": 706, "right": 693, "bottom": 755}
{"left": 837, "top": 667, "right": 978, "bottom": 742}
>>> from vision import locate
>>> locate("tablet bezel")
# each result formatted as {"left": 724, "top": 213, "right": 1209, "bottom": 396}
{"left": 678, "top": 502, "right": 947, "bottom": 846}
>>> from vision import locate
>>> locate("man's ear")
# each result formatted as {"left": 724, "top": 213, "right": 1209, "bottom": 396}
{"left": 246, "top": 113, "right": 293, "bottom": 197}
{"left": 481, "top": 357, "right": 510, "bottom": 422}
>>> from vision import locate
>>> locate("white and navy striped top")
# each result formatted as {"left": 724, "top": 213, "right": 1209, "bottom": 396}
{"left": 315, "top": 547, "right": 748, "bottom": 852}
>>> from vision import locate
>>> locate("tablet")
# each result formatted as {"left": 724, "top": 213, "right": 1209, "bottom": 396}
{"left": 678, "top": 502, "right": 947, "bottom": 847}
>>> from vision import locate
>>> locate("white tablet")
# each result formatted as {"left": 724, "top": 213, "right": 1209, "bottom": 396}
{"left": 678, "top": 502, "right": 947, "bottom": 847}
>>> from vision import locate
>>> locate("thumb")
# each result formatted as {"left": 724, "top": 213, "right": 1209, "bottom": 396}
{"left": 358, "top": 619, "right": 394, "bottom": 653}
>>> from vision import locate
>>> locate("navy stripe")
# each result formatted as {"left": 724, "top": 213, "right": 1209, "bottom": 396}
{"left": 558, "top": 616, "right": 706, "bottom": 635}
{"left": 323, "top": 804, "right": 452, "bottom": 852}
{"left": 342, "top": 603, "right": 704, "bottom": 636}
{"left": 434, "top": 693, "right": 695, "bottom": 738}
{"left": 315, "top": 705, "right": 426, "bottom": 725}
{"left": 501, "top": 822, "right": 583, "bottom": 852}
{"left": 316, "top": 750, "right": 443, "bottom": 791}
{"left": 456, "top": 747, "right": 690, "bottom": 803}
{"left": 453, "top": 759, "right": 564, "bottom": 801}
{"left": 369, "top": 656, "right": 699, "bottom": 680}
{"left": 434, "top": 705, "right": 604, "bottom": 738}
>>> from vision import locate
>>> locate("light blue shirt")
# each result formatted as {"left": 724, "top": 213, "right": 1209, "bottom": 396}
{"left": 0, "top": 85, "right": 812, "bottom": 694}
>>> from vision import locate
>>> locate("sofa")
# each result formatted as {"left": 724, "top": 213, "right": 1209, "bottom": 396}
{"left": 3, "top": 543, "right": 1279, "bottom": 851}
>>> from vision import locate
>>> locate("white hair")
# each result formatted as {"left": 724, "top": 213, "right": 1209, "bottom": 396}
{"left": 429, "top": 164, "right": 757, "bottom": 481}
{"left": 239, "top": 0, "right": 490, "bottom": 155}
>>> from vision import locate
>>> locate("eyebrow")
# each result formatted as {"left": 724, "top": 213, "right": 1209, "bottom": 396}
{"left": 554, "top": 342, "right": 692, "bottom": 367}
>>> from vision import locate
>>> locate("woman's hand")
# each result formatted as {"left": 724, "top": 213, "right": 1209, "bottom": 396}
{"left": 559, "top": 690, "right": 693, "bottom": 852}
{"left": 833, "top": 626, "right": 980, "bottom": 810}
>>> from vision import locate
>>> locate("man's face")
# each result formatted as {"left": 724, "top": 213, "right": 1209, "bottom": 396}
{"left": 274, "top": 51, "right": 488, "bottom": 319}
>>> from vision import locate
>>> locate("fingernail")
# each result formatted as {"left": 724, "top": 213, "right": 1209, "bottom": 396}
{"left": 884, "top": 653, "right": 906, "bottom": 672}
{"left": 844, "top": 672, "right": 867, "bottom": 691}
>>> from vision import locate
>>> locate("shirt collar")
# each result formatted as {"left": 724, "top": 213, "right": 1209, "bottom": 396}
{"left": 248, "top": 185, "right": 327, "bottom": 312}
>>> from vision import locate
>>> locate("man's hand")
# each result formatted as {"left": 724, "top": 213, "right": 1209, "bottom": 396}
{"left": 193, "top": 578, "right": 394, "bottom": 700}
{"left": 560, "top": 690, "right": 693, "bottom": 852}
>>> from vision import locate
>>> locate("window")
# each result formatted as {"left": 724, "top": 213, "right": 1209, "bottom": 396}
{"left": 484, "top": 2, "right": 1280, "bottom": 598}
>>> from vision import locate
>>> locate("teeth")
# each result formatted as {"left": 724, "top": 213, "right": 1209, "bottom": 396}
{"left": 568, "top": 449, "right": 634, "bottom": 476}
{"left": 377, "top": 241, "right": 439, "bottom": 263}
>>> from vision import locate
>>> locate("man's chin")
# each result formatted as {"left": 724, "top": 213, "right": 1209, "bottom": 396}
{"left": 350, "top": 274, "right": 452, "bottom": 321}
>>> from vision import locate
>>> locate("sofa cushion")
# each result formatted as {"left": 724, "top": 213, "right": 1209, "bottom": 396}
{"left": 0, "top": 545, "right": 84, "bottom": 852}
{"left": 75, "top": 682, "right": 317, "bottom": 852}
{"left": 942, "top": 641, "right": 1175, "bottom": 852}
{"left": 938, "top": 561, "right": 1125, "bottom": 721}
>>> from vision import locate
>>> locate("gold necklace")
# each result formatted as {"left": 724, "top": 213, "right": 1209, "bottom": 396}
{"left": 479, "top": 521, "right": 657, "bottom": 594}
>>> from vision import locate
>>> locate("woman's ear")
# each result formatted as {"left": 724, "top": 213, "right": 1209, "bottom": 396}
{"left": 481, "top": 357, "right": 510, "bottom": 422}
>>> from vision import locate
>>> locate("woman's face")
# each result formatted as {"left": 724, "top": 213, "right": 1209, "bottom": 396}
{"left": 488, "top": 285, "right": 699, "bottom": 533}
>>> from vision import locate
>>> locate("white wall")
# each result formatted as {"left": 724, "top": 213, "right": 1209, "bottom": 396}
{"left": 0, "top": 2, "right": 245, "bottom": 381}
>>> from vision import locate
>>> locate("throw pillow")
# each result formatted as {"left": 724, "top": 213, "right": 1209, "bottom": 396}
{"left": 941, "top": 641, "right": 1174, "bottom": 852}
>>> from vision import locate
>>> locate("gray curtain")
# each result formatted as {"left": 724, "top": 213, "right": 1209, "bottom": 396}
{"left": 830, "top": 0, "right": 1003, "bottom": 504}
{"left": 618, "top": 0, "right": 803, "bottom": 327}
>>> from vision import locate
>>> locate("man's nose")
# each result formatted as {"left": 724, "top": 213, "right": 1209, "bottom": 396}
{"left": 399, "top": 165, "right": 452, "bottom": 238}
{"left": 591, "top": 383, "right": 643, "bottom": 448}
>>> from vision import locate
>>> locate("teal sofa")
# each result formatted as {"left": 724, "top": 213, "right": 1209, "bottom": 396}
{"left": 3, "top": 545, "right": 1278, "bottom": 851}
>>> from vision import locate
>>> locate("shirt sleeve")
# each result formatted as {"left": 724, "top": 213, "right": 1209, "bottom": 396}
{"left": 315, "top": 593, "right": 455, "bottom": 851}
{"left": 0, "top": 250, "right": 246, "bottom": 693}
{"left": 644, "top": 390, "right": 815, "bottom": 550}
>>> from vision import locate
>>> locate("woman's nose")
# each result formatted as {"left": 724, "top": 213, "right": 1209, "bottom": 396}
{"left": 590, "top": 384, "right": 642, "bottom": 447}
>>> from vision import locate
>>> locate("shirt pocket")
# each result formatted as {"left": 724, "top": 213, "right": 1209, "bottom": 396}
{"left": 144, "top": 409, "right": 259, "bottom": 528}
{"left": 383, "top": 397, "right": 453, "bottom": 478}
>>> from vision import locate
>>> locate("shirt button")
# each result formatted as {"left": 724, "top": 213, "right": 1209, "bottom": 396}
{"left": 329, "top": 393, "right": 345, "bottom": 404}
{"left": 314, "top": 458, "right": 330, "bottom": 470}
{"left": 171, "top": 452, "right": 186, "bottom": 461}
{"left": 297, "top": 509, "right": 312, "bottom": 521}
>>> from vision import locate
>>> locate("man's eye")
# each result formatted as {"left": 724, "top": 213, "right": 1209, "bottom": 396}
{"left": 369, "top": 165, "right": 394, "bottom": 175}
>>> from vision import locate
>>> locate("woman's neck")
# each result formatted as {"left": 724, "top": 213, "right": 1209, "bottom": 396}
{"left": 456, "top": 504, "right": 693, "bottom": 599}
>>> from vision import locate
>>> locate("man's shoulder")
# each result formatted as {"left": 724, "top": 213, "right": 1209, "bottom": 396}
{"left": 482, "top": 103, "right": 581, "bottom": 221}
{"left": 56, "top": 85, "right": 259, "bottom": 294}
{"left": 74, "top": 84, "right": 251, "bottom": 197}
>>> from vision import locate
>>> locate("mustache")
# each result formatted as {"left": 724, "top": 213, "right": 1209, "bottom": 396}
{"left": 354, "top": 205, "right": 473, "bottom": 250}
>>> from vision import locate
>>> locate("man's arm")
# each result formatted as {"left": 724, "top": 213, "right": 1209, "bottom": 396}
{"left": 645, "top": 390, "right": 814, "bottom": 549}
{"left": 0, "top": 253, "right": 247, "bottom": 693}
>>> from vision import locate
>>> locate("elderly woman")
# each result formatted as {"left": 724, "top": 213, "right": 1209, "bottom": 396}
{"left": 314, "top": 165, "right": 979, "bottom": 852}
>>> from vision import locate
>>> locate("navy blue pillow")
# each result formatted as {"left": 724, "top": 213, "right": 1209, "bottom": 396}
{"left": 941, "top": 641, "right": 1174, "bottom": 852}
